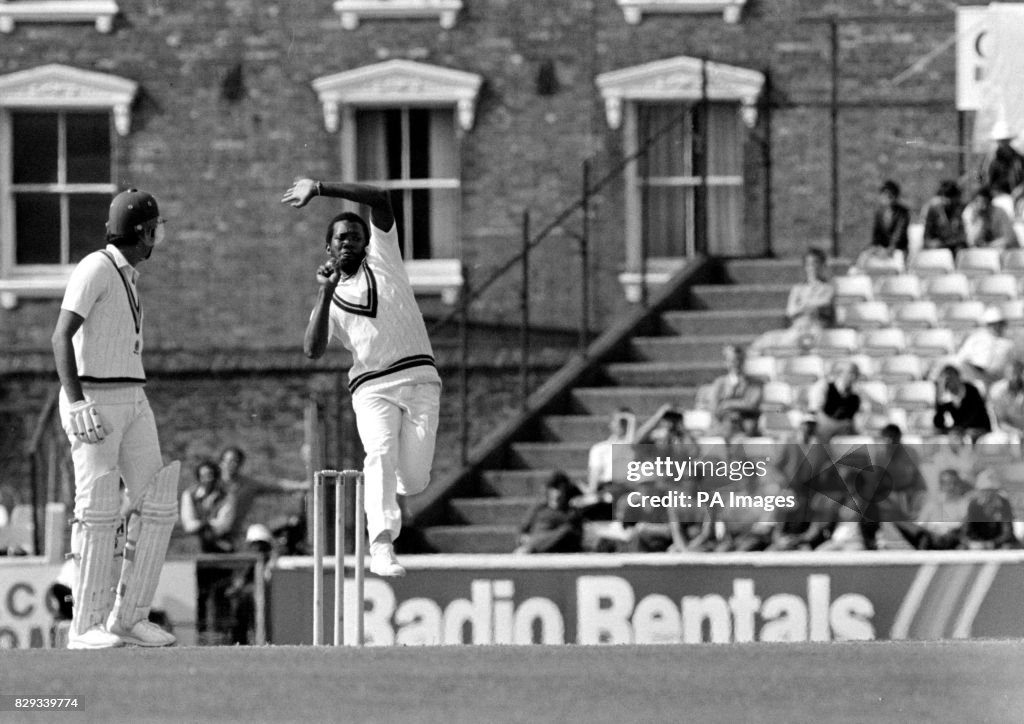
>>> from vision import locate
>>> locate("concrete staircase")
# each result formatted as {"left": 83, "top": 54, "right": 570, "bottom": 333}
{"left": 417, "top": 257, "right": 848, "bottom": 553}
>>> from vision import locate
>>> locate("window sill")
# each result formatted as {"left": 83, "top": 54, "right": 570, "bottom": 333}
{"left": 618, "top": 259, "right": 687, "bottom": 304}
{"left": 616, "top": 0, "right": 746, "bottom": 25}
{"left": 332, "top": 0, "right": 462, "bottom": 30}
{"left": 0, "top": 0, "right": 119, "bottom": 33}
{"left": 407, "top": 259, "right": 463, "bottom": 305}
{"left": 0, "top": 273, "right": 72, "bottom": 309}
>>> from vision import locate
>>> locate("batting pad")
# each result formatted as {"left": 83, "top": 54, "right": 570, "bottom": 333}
{"left": 70, "top": 471, "right": 121, "bottom": 636}
{"left": 110, "top": 461, "right": 180, "bottom": 629}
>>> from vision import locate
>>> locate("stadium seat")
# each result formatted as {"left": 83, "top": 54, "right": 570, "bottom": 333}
{"left": 860, "top": 327, "right": 907, "bottom": 356}
{"left": 837, "top": 301, "right": 891, "bottom": 329}
{"left": 812, "top": 328, "right": 860, "bottom": 357}
{"left": 743, "top": 356, "right": 777, "bottom": 382}
{"left": 1001, "top": 249, "right": 1024, "bottom": 278}
{"left": 860, "top": 407, "right": 908, "bottom": 436}
{"left": 776, "top": 355, "right": 825, "bottom": 385}
{"left": 924, "top": 273, "right": 971, "bottom": 303}
{"left": 683, "top": 408, "right": 714, "bottom": 436}
{"left": 909, "top": 248, "right": 955, "bottom": 276}
{"left": 848, "top": 354, "right": 877, "bottom": 379}
{"left": 902, "top": 408, "right": 936, "bottom": 435}
{"left": 972, "top": 274, "right": 1019, "bottom": 304}
{"left": 857, "top": 379, "right": 890, "bottom": 409}
{"left": 761, "top": 410, "right": 797, "bottom": 436}
{"left": 891, "top": 300, "right": 939, "bottom": 329}
{"left": 828, "top": 435, "right": 877, "bottom": 458}
{"left": 873, "top": 275, "right": 923, "bottom": 303}
{"left": 906, "top": 328, "right": 957, "bottom": 358}
{"left": 997, "top": 299, "right": 1024, "bottom": 325}
{"left": 833, "top": 274, "right": 875, "bottom": 304}
{"left": 939, "top": 300, "right": 987, "bottom": 330}
{"left": 956, "top": 247, "right": 1002, "bottom": 277}
{"left": 760, "top": 381, "right": 795, "bottom": 411}
{"left": 876, "top": 354, "right": 925, "bottom": 382}
{"left": 890, "top": 381, "right": 936, "bottom": 411}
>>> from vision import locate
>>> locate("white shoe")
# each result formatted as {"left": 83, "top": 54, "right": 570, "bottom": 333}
{"left": 369, "top": 540, "right": 406, "bottom": 577}
{"left": 108, "top": 618, "right": 176, "bottom": 647}
{"left": 67, "top": 624, "right": 124, "bottom": 650}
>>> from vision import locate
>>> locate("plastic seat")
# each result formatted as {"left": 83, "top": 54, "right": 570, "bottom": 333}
{"left": 857, "top": 379, "right": 890, "bottom": 409}
{"left": 956, "top": 247, "right": 1002, "bottom": 277}
{"left": 873, "top": 274, "right": 923, "bottom": 303}
{"left": 924, "top": 273, "right": 971, "bottom": 303}
{"left": 860, "top": 407, "right": 908, "bottom": 436}
{"left": 761, "top": 411, "right": 799, "bottom": 437}
{"left": 812, "top": 328, "right": 860, "bottom": 357}
{"left": 1001, "top": 249, "right": 1024, "bottom": 277}
{"left": 903, "top": 408, "right": 936, "bottom": 435}
{"left": 906, "top": 328, "right": 957, "bottom": 357}
{"left": 972, "top": 273, "right": 1019, "bottom": 303}
{"left": 848, "top": 354, "right": 877, "bottom": 379}
{"left": 833, "top": 274, "right": 875, "bottom": 304}
{"left": 776, "top": 355, "right": 825, "bottom": 386}
{"left": 876, "top": 354, "right": 925, "bottom": 382}
{"left": 909, "top": 248, "right": 955, "bottom": 276}
{"left": 890, "top": 381, "right": 936, "bottom": 411}
{"left": 683, "top": 408, "right": 714, "bottom": 436}
{"left": 974, "top": 431, "right": 1022, "bottom": 461}
{"left": 939, "top": 300, "right": 987, "bottom": 329}
{"left": 891, "top": 300, "right": 939, "bottom": 329}
{"left": 837, "top": 301, "right": 891, "bottom": 329}
{"left": 860, "top": 327, "right": 907, "bottom": 356}
{"left": 760, "top": 381, "right": 795, "bottom": 412}
{"left": 997, "top": 299, "right": 1024, "bottom": 324}
{"left": 743, "top": 356, "right": 777, "bottom": 382}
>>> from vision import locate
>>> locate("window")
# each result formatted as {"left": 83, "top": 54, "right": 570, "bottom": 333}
{"left": 313, "top": 60, "right": 482, "bottom": 300}
{"left": 355, "top": 108, "right": 458, "bottom": 260}
{"left": 0, "top": 64, "right": 136, "bottom": 307}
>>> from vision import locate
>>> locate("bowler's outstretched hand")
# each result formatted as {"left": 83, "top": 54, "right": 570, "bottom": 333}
{"left": 282, "top": 178, "right": 317, "bottom": 208}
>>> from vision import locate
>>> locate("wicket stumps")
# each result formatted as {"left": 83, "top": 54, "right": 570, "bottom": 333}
{"left": 312, "top": 469, "right": 365, "bottom": 646}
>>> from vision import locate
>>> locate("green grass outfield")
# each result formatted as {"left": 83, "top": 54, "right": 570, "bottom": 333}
{"left": 3, "top": 641, "right": 1022, "bottom": 723}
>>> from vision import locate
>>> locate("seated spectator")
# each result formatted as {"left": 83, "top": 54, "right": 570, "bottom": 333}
{"left": 869, "top": 179, "right": 911, "bottom": 254}
{"left": 989, "top": 358, "right": 1024, "bottom": 437}
{"left": 900, "top": 468, "right": 973, "bottom": 550}
{"left": 920, "top": 179, "right": 966, "bottom": 252}
{"left": 963, "top": 468, "right": 1021, "bottom": 549}
{"left": 808, "top": 360, "right": 861, "bottom": 443}
{"left": 750, "top": 248, "right": 835, "bottom": 354}
{"left": 703, "top": 344, "right": 763, "bottom": 440}
{"left": 515, "top": 472, "right": 584, "bottom": 554}
{"left": 615, "top": 475, "right": 680, "bottom": 553}
{"left": 978, "top": 121, "right": 1024, "bottom": 207}
{"left": 180, "top": 460, "right": 236, "bottom": 554}
{"left": 875, "top": 424, "right": 928, "bottom": 521}
{"left": 580, "top": 408, "right": 636, "bottom": 519}
{"left": 933, "top": 365, "right": 992, "bottom": 443}
{"left": 963, "top": 185, "right": 1018, "bottom": 249}
{"left": 218, "top": 446, "right": 310, "bottom": 550}
{"left": 955, "top": 307, "right": 1016, "bottom": 391}
{"left": 633, "top": 405, "right": 700, "bottom": 460}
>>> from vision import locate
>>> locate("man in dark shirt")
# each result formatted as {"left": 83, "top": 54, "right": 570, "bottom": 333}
{"left": 515, "top": 472, "right": 583, "bottom": 554}
{"left": 933, "top": 365, "right": 991, "bottom": 443}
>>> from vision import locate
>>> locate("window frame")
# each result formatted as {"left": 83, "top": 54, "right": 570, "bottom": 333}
{"left": 0, "top": 64, "right": 136, "bottom": 308}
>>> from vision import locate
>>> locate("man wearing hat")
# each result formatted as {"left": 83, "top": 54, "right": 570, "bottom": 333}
{"left": 51, "top": 188, "right": 179, "bottom": 649}
{"left": 954, "top": 306, "right": 1016, "bottom": 390}
{"left": 978, "top": 121, "right": 1024, "bottom": 201}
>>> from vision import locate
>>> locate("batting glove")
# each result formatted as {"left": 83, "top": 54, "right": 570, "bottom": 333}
{"left": 66, "top": 400, "right": 109, "bottom": 444}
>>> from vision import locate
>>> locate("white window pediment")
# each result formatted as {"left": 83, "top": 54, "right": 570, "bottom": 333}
{"left": 616, "top": 0, "right": 746, "bottom": 25}
{"left": 596, "top": 55, "right": 764, "bottom": 129}
{"left": 333, "top": 0, "right": 462, "bottom": 30}
{"left": 0, "top": 63, "right": 138, "bottom": 135}
{"left": 0, "top": 1, "right": 119, "bottom": 33}
{"left": 312, "top": 59, "right": 483, "bottom": 133}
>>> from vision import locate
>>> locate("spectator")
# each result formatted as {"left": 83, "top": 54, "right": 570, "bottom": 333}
{"left": 933, "top": 365, "right": 991, "bottom": 443}
{"left": 180, "top": 460, "right": 236, "bottom": 554}
{"left": 617, "top": 475, "right": 679, "bottom": 553}
{"left": 963, "top": 185, "right": 1018, "bottom": 249}
{"left": 703, "top": 344, "right": 763, "bottom": 439}
{"left": 875, "top": 424, "right": 928, "bottom": 522}
{"left": 920, "top": 180, "right": 966, "bottom": 252}
{"left": 977, "top": 121, "right": 1024, "bottom": 202}
{"left": 809, "top": 360, "right": 862, "bottom": 443}
{"left": 634, "top": 405, "right": 699, "bottom": 459}
{"left": 988, "top": 358, "right": 1024, "bottom": 437}
{"left": 963, "top": 468, "right": 1020, "bottom": 549}
{"left": 515, "top": 472, "right": 584, "bottom": 554}
{"left": 954, "top": 307, "right": 1016, "bottom": 391}
{"left": 870, "top": 179, "right": 911, "bottom": 254}
{"left": 901, "top": 468, "right": 973, "bottom": 550}
{"left": 580, "top": 408, "right": 635, "bottom": 519}
{"left": 218, "top": 446, "right": 309, "bottom": 549}
{"left": 751, "top": 248, "right": 835, "bottom": 354}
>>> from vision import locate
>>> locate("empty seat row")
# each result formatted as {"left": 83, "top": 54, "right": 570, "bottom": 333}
{"left": 835, "top": 272, "right": 1024, "bottom": 305}
{"left": 909, "top": 247, "right": 1024, "bottom": 277}
{"left": 755, "top": 328, "right": 969, "bottom": 361}
{"left": 837, "top": 299, "right": 1024, "bottom": 329}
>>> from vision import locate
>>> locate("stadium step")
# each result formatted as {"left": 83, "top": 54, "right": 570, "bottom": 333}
{"left": 630, "top": 334, "right": 757, "bottom": 363}
{"left": 602, "top": 361, "right": 721, "bottom": 387}
{"left": 569, "top": 386, "right": 698, "bottom": 416}
{"left": 660, "top": 309, "right": 786, "bottom": 337}
{"left": 480, "top": 469, "right": 587, "bottom": 497}
{"left": 723, "top": 258, "right": 849, "bottom": 285}
{"left": 689, "top": 283, "right": 792, "bottom": 311}
{"left": 509, "top": 442, "right": 591, "bottom": 470}
{"left": 539, "top": 414, "right": 610, "bottom": 442}
{"left": 420, "top": 525, "right": 520, "bottom": 553}
{"left": 448, "top": 497, "right": 536, "bottom": 525}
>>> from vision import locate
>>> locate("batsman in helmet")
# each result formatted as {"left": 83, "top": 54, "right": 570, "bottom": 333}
{"left": 51, "top": 188, "right": 179, "bottom": 649}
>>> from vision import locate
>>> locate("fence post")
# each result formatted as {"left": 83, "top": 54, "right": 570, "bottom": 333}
{"left": 459, "top": 264, "right": 470, "bottom": 467}
{"left": 520, "top": 210, "right": 531, "bottom": 408}
{"left": 579, "top": 159, "right": 591, "bottom": 354}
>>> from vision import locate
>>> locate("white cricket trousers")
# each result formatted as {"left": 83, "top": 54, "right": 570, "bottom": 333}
{"left": 59, "top": 385, "right": 164, "bottom": 517}
{"left": 352, "top": 381, "right": 440, "bottom": 543}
